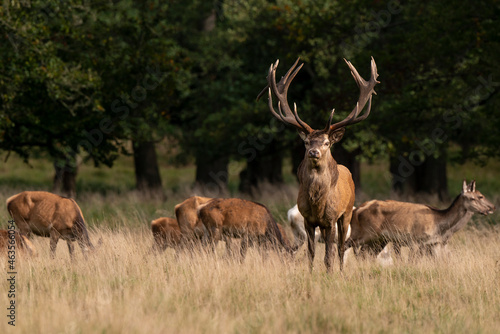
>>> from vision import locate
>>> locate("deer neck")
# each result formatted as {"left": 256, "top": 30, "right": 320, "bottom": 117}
{"left": 437, "top": 194, "right": 474, "bottom": 241}
{"left": 300, "top": 153, "right": 339, "bottom": 199}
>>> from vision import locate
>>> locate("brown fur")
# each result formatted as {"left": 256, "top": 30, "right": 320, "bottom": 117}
{"left": 151, "top": 217, "right": 181, "bottom": 252}
{"left": 0, "top": 229, "right": 37, "bottom": 257}
{"left": 6, "top": 191, "right": 99, "bottom": 259}
{"left": 198, "top": 198, "right": 296, "bottom": 260}
{"left": 174, "top": 196, "right": 214, "bottom": 246}
{"left": 346, "top": 180, "right": 496, "bottom": 258}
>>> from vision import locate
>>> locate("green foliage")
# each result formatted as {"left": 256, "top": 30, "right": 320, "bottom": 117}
{"left": 0, "top": 1, "right": 106, "bottom": 164}
{"left": 1, "top": 0, "right": 499, "bottom": 192}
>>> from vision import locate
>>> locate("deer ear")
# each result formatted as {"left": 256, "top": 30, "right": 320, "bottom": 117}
{"left": 329, "top": 128, "right": 345, "bottom": 144}
{"left": 462, "top": 179, "right": 468, "bottom": 193}
{"left": 470, "top": 180, "right": 476, "bottom": 192}
{"left": 298, "top": 130, "right": 307, "bottom": 141}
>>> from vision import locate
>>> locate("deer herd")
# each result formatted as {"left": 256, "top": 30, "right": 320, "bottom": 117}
{"left": 1, "top": 58, "right": 496, "bottom": 272}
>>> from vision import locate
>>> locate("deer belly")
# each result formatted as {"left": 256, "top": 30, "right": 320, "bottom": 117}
{"left": 379, "top": 227, "right": 436, "bottom": 245}
{"left": 29, "top": 223, "right": 52, "bottom": 237}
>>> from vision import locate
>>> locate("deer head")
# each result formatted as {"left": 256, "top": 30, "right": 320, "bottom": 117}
{"left": 259, "top": 57, "right": 379, "bottom": 168}
{"left": 461, "top": 180, "right": 496, "bottom": 215}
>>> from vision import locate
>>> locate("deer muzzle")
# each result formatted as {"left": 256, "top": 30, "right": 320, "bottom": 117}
{"left": 308, "top": 149, "right": 321, "bottom": 159}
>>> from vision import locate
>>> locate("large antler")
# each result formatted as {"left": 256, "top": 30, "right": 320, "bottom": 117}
{"left": 326, "top": 57, "right": 379, "bottom": 133}
{"left": 259, "top": 58, "right": 313, "bottom": 134}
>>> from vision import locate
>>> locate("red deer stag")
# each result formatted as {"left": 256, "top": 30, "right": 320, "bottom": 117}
{"left": 260, "top": 57, "right": 379, "bottom": 271}
{"left": 6, "top": 191, "right": 100, "bottom": 259}
{"left": 346, "top": 180, "right": 496, "bottom": 259}
{"left": 150, "top": 217, "right": 181, "bottom": 252}
{"left": 198, "top": 198, "right": 296, "bottom": 260}
{"left": 1, "top": 229, "right": 37, "bottom": 257}
{"left": 175, "top": 196, "right": 214, "bottom": 248}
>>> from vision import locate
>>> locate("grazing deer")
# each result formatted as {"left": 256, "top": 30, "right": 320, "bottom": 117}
{"left": 260, "top": 57, "right": 379, "bottom": 271}
{"left": 175, "top": 196, "right": 214, "bottom": 248}
{"left": 0, "top": 229, "right": 37, "bottom": 257}
{"left": 346, "top": 180, "right": 496, "bottom": 258}
{"left": 6, "top": 191, "right": 101, "bottom": 259}
{"left": 150, "top": 217, "right": 181, "bottom": 252}
{"left": 198, "top": 198, "right": 296, "bottom": 260}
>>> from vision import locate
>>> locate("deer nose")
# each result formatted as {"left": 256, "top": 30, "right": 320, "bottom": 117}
{"left": 308, "top": 149, "right": 320, "bottom": 159}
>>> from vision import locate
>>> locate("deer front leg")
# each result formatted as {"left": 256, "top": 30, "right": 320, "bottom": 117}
{"left": 49, "top": 229, "right": 60, "bottom": 259}
{"left": 305, "top": 221, "right": 316, "bottom": 272}
{"left": 223, "top": 234, "right": 234, "bottom": 258}
{"left": 240, "top": 236, "right": 249, "bottom": 262}
{"left": 322, "top": 225, "right": 335, "bottom": 273}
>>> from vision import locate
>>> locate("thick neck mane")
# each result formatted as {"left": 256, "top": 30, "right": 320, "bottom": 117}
{"left": 299, "top": 153, "right": 339, "bottom": 203}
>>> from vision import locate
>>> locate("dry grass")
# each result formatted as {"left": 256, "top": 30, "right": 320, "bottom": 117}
{"left": 2, "top": 218, "right": 500, "bottom": 333}
{"left": 1, "top": 155, "right": 500, "bottom": 333}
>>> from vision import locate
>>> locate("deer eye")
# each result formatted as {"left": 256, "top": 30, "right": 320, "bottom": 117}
{"left": 324, "top": 142, "right": 330, "bottom": 146}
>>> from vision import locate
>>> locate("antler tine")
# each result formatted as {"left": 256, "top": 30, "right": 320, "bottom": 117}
{"left": 326, "top": 108, "right": 335, "bottom": 129}
{"left": 267, "top": 88, "right": 284, "bottom": 122}
{"left": 281, "top": 58, "right": 301, "bottom": 86}
{"left": 262, "top": 58, "right": 313, "bottom": 134}
{"left": 328, "top": 57, "right": 379, "bottom": 133}
{"left": 292, "top": 103, "right": 311, "bottom": 132}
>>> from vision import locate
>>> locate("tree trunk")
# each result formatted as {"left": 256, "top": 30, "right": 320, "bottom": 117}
{"left": 195, "top": 155, "right": 229, "bottom": 196}
{"left": 53, "top": 161, "right": 77, "bottom": 198}
{"left": 239, "top": 141, "right": 284, "bottom": 194}
{"left": 133, "top": 141, "right": 164, "bottom": 198}
{"left": 333, "top": 145, "right": 361, "bottom": 191}
{"left": 390, "top": 150, "right": 449, "bottom": 201}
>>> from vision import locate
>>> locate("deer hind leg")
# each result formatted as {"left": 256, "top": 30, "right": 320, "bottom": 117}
{"left": 67, "top": 240, "right": 76, "bottom": 261}
{"left": 206, "top": 227, "right": 221, "bottom": 256}
{"left": 10, "top": 214, "right": 32, "bottom": 238}
{"left": 305, "top": 222, "right": 316, "bottom": 272}
{"left": 49, "top": 229, "right": 60, "bottom": 259}
{"left": 337, "top": 215, "right": 349, "bottom": 271}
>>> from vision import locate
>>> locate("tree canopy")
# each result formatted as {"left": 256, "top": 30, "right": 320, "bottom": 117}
{"left": 1, "top": 0, "right": 499, "bottom": 198}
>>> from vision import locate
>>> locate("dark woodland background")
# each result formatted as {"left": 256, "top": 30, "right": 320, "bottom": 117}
{"left": 1, "top": 0, "right": 499, "bottom": 202}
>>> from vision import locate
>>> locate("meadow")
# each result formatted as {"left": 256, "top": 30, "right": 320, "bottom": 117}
{"left": 1, "top": 153, "right": 499, "bottom": 333}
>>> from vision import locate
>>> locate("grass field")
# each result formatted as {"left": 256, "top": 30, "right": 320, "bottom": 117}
{"left": 1, "top": 153, "right": 499, "bottom": 333}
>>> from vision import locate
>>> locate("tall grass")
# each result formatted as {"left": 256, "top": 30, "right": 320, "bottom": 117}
{"left": 1, "top": 222, "right": 500, "bottom": 333}
{"left": 1, "top": 154, "right": 500, "bottom": 333}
